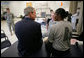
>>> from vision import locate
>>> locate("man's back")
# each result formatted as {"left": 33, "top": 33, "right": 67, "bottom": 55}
{"left": 15, "top": 17, "right": 43, "bottom": 56}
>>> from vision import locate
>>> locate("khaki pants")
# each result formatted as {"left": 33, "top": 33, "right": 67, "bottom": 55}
{"left": 7, "top": 22, "right": 15, "bottom": 35}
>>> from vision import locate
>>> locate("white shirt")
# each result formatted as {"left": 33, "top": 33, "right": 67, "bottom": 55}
{"left": 71, "top": 13, "right": 78, "bottom": 29}
{"left": 48, "top": 21, "right": 72, "bottom": 51}
{"left": 48, "top": 19, "right": 57, "bottom": 33}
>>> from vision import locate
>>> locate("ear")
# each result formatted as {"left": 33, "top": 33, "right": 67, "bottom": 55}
{"left": 29, "top": 12, "right": 32, "bottom": 17}
{"left": 58, "top": 14, "right": 61, "bottom": 18}
{"left": 29, "top": 12, "right": 32, "bottom": 15}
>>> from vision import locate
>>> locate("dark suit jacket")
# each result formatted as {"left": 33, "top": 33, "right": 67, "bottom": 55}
{"left": 15, "top": 17, "right": 43, "bottom": 56}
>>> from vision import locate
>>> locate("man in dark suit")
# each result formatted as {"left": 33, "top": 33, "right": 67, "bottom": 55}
{"left": 15, "top": 6, "right": 43, "bottom": 57}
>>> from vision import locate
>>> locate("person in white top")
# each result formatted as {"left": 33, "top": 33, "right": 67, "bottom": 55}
{"left": 71, "top": 8, "right": 80, "bottom": 32}
{"left": 71, "top": 13, "right": 78, "bottom": 31}
{"left": 45, "top": 8, "right": 72, "bottom": 57}
{"left": 45, "top": 10, "right": 57, "bottom": 38}
{"left": 48, "top": 12, "right": 57, "bottom": 32}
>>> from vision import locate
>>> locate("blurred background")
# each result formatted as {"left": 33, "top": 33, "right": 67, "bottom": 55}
{"left": 1, "top": 1, "right": 83, "bottom": 57}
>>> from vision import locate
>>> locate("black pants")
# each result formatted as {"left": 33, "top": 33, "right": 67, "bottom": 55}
{"left": 45, "top": 41, "right": 53, "bottom": 57}
{"left": 52, "top": 48, "right": 71, "bottom": 57}
{"left": 45, "top": 41, "right": 71, "bottom": 57}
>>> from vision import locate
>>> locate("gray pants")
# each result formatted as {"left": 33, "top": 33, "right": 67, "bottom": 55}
{"left": 7, "top": 22, "right": 15, "bottom": 34}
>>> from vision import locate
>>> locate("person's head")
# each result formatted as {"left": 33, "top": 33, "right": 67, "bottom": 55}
{"left": 51, "top": 12, "right": 56, "bottom": 21}
{"left": 6, "top": 8, "right": 10, "bottom": 13}
{"left": 50, "top": 9, "right": 55, "bottom": 21}
{"left": 54, "top": 8, "right": 69, "bottom": 21}
{"left": 24, "top": 6, "right": 36, "bottom": 20}
{"left": 50, "top": 9, "right": 54, "bottom": 14}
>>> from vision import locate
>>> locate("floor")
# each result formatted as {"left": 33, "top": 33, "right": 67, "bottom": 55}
{"left": 1, "top": 18, "right": 21, "bottom": 53}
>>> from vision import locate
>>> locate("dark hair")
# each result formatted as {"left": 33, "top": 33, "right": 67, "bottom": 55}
{"left": 50, "top": 9, "right": 53, "bottom": 12}
{"left": 6, "top": 8, "right": 10, "bottom": 10}
{"left": 67, "top": 13, "right": 72, "bottom": 22}
{"left": 55, "top": 8, "right": 69, "bottom": 19}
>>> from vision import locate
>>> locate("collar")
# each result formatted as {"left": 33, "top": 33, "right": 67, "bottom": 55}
{"left": 24, "top": 16, "right": 33, "bottom": 21}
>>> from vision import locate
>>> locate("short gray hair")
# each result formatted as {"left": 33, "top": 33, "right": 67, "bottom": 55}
{"left": 24, "top": 6, "right": 34, "bottom": 16}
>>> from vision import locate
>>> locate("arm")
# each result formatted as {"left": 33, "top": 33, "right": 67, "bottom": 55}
{"left": 39, "top": 24, "right": 42, "bottom": 39}
{"left": 46, "top": 24, "right": 49, "bottom": 30}
{"left": 46, "top": 18, "right": 51, "bottom": 30}
{"left": 48, "top": 26, "right": 54, "bottom": 43}
{"left": 12, "top": 13, "right": 14, "bottom": 19}
{"left": 37, "top": 24, "right": 43, "bottom": 47}
{"left": 4, "top": 13, "right": 7, "bottom": 20}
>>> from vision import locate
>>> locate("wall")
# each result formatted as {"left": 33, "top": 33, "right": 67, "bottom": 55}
{"left": 77, "top": 1, "right": 83, "bottom": 34}
{"left": 8, "top": 1, "right": 26, "bottom": 17}
{"left": 1, "top": 1, "right": 9, "bottom": 14}
{"left": 7, "top": 1, "right": 70, "bottom": 17}
{"left": 69, "top": 1, "right": 78, "bottom": 14}
{"left": 48, "top": 1, "right": 70, "bottom": 11}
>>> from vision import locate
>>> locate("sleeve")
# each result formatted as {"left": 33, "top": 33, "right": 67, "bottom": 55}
{"left": 38, "top": 23, "right": 43, "bottom": 44}
{"left": 37, "top": 23, "right": 42, "bottom": 40}
{"left": 4, "top": 13, "right": 7, "bottom": 19}
{"left": 39, "top": 24, "right": 42, "bottom": 38}
{"left": 48, "top": 26, "right": 55, "bottom": 43}
{"left": 47, "top": 18, "right": 51, "bottom": 24}
{"left": 12, "top": 13, "right": 14, "bottom": 19}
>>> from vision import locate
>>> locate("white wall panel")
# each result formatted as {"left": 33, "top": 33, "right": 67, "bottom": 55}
{"left": 8, "top": 1, "right": 70, "bottom": 17}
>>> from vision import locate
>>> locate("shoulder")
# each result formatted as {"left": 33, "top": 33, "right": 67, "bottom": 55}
{"left": 15, "top": 20, "right": 22, "bottom": 26}
{"left": 65, "top": 21, "right": 72, "bottom": 26}
{"left": 9, "top": 12, "right": 13, "bottom": 15}
{"left": 49, "top": 20, "right": 52, "bottom": 24}
{"left": 5, "top": 13, "right": 8, "bottom": 15}
{"left": 49, "top": 20, "right": 52, "bottom": 22}
{"left": 10, "top": 12, "right": 13, "bottom": 14}
{"left": 47, "top": 18, "right": 51, "bottom": 22}
{"left": 47, "top": 18, "right": 51, "bottom": 21}
{"left": 34, "top": 21, "right": 41, "bottom": 27}
{"left": 51, "top": 21, "right": 63, "bottom": 29}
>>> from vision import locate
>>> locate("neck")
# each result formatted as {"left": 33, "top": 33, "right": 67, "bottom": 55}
{"left": 25, "top": 16, "right": 30, "bottom": 18}
{"left": 25, "top": 16, "right": 35, "bottom": 21}
{"left": 58, "top": 18, "right": 63, "bottom": 21}
{"left": 52, "top": 19, "right": 54, "bottom": 21}
{"left": 7, "top": 12, "right": 10, "bottom": 13}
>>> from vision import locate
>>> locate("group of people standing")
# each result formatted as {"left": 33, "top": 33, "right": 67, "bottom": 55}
{"left": 4, "top": 6, "right": 73, "bottom": 57}
{"left": 14, "top": 6, "right": 72, "bottom": 57}
{"left": 45, "top": 8, "right": 72, "bottom": 57}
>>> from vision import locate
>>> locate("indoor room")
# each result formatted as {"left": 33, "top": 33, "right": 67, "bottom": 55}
{"left": 1, "top": 1, "right": 83, "bottom": 57}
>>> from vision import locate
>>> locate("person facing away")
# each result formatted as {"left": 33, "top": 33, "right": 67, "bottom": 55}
{"left": 47, "top": 8, "right": 72, "bottom": 57}
{"left": 5, "top": 8, "right": 15, "bottom": 36}
{"left": 15, "top": 6, "right": 43, "bottom": 57}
